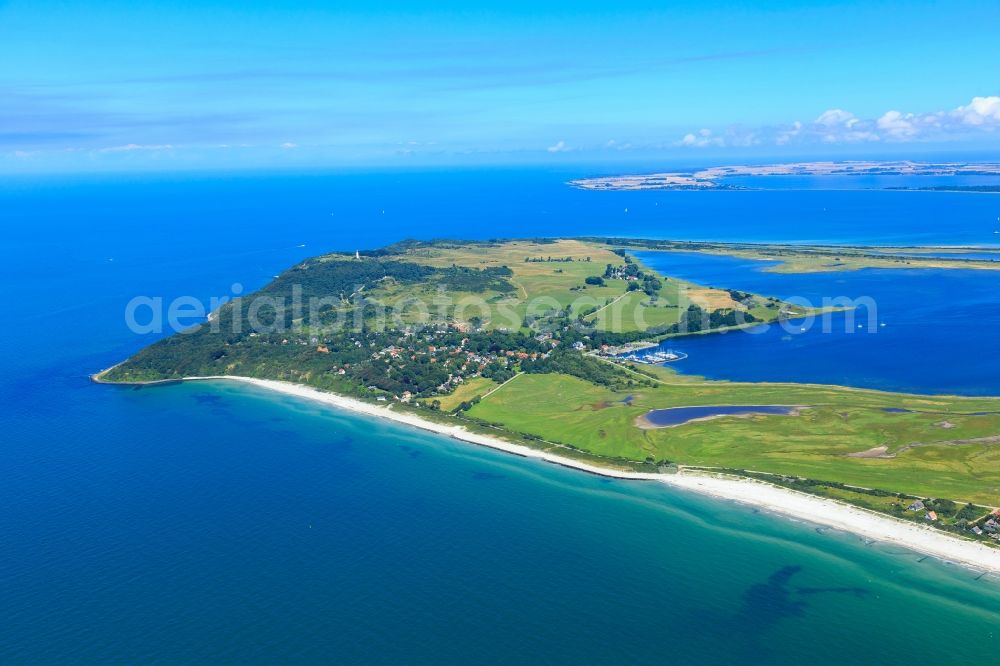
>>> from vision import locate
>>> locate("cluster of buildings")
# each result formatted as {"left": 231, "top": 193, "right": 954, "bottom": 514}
{"left": 908, "top": 500, "right": 1000, "bottom": 540}
{"left": 357, "top": 326, "right": 557, "bottom": 399}
{"left": 603, "top": 264, "right": 641, "bottom": 281}
{"left": 971, "top": 512, "right": 1000, "bottom": 540}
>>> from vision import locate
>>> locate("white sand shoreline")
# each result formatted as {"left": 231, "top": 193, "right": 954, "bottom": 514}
{"left": 168, "top": 375, "right": 1000, "bottom": 576}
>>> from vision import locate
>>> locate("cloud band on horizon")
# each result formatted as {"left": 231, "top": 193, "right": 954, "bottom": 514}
{"left": 676, "top": 96, "right": 1000, "bottom": 148}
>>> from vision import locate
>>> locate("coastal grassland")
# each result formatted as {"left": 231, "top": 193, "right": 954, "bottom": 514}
{"left": 467, "top": 371, "right": 1000, "bottom": 504}
{"left": 587, "top": 290, "right": 683, "bottom": 332}
{"left": 236, "top": 238, "right": 831, "bottom": 347}
{"left": 303, "top": 239, "right": 625, "bottom": 330}
{"left": 583, "top": 280, "right": 787, "bottom": 334}
{"left": 396, "top": 238, "right": 631, "bottom": 316}
{"left": 871, "top": 246, "right": 1000, "bottom": 256}
{"left": 588, "top": 237, "right": 1000, "bottom": 274}
{"left": 429, "top": 376, "right": 497, "bottom": 411}
{"left": 392, "top": 239, "right": 801, "bottom": 327}
{"left": 722, "top": 249, "right": 1000, "bottom": 274}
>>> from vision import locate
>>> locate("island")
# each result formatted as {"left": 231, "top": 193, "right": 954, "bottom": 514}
{"left": 569, "top": 160, "right": 1000, "bottom": 191}
{"left": 95, "top": 237, "right": 1000, "bottom": 572}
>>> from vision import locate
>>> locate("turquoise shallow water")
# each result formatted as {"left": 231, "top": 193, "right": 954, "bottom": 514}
{"left": 2, "top": 168, "right": 1000, "bottom": 662}
{"left": 6, "top": 379, "right": 998, "bottom": 663}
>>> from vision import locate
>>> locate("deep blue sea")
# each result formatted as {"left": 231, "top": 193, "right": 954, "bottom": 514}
{"left": 2, "top": 168, "right": 999, "bottom": 663}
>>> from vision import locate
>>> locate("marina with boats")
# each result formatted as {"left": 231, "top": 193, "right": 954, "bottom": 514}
{"left": 623, "top": 349, "right": 688, "bottom": 364}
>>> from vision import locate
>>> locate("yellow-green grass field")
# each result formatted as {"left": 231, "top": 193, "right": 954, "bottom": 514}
{"left": 428, "top": 376, "right": 497, "bottom": 411}
{"left": 630, "top": 244, "right": 1000, "bottom": 274}
{"left": 467, "top": 370, "right": 1000, "bottom": 504}
{"left": 403, "top": 239, "right": 631, "bottom": 312}
{"left": 355, "top": 239, "right": 803, "bottom": 332}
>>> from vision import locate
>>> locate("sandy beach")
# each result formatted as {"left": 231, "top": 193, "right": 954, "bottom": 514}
{"left": 165, "top": 375, "right": 1000, "bottom": 576}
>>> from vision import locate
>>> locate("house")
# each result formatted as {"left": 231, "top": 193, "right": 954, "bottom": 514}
{"left": 907, "top": 500, "right": 925, "bottom": 512}
{"left": 316, "top": 345, "right": 330, "bottom": 353}
{"left": 572, "top": 341, "right": 586, "bottom": 351}
{"left": 926, "top": 511, "right": 938, "bottom": 521}
{"left": 971, "top": 526, "right": 983, "bottom": 536}
{"left": 984, "top": 519, "right": 997, "bottom": 532}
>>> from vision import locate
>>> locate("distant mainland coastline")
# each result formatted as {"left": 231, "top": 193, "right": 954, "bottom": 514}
{"left": 569, "top": 160, "right": 1000, "bottom": 191}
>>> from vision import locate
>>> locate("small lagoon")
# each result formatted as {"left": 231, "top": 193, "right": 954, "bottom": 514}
{"left": 642, "top": 405, "right": 798, "bottom": 427}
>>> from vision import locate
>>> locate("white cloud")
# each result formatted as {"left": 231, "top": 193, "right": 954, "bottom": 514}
{"left": 815, "top": 109, "right": 856, "bottom": 127}
{"left": 775, "top": 121, "right": 803, "bottom": 146}
{"left": 876, "top": 110, "right": 919, "bottom": 139}
{"left": 280, "top": 142, "right": 298, "bottom": 149}
{"left": 604, "top": 139, "right": 633, "bottom": 150}
{"left": 676, "top": 95, "right": 1000, "bottom": 148}
{"left": 676, "top": 127, "right": 758, "bottom": 148}
{"left": 546, "top": 140, "right": 571, "bottom": 153}
{"left": 677, "top": 129, "right": 724, "bottom": 147}
{"left": 99, "top": 143, "right": 174, "bottom": 153}
{"left": 953, "top": 96, "right": 1000, "bottom": 126}
{"left": 811, "top": 109, "right": 878, "bottom": 143}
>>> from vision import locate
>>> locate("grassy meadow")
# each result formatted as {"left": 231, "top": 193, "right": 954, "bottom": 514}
{"left": 371, "top": 239, "right": 801, "bottom": 332}
{"left": 467, "top": 368, "right": 1000, "bottom": 504}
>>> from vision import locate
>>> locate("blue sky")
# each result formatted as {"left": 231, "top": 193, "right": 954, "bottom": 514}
{"left": 3, "top": 0, "right": 1000, "bottom": 172}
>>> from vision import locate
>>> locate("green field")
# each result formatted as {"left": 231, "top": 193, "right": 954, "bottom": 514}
{"left": 283, "top": 238, "right": 834, "bottom": 334}
{"left": 373, "top": 239, "right": 804, "bottom": 331}
{"left": 467, "top": 368, "right": 1000, "bottom": 504}
{"left": 430, "top": 376, "right": 497, "bottom": 411}
{"left": 584, "top": 237, "right": 1000, "bottom": 274}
